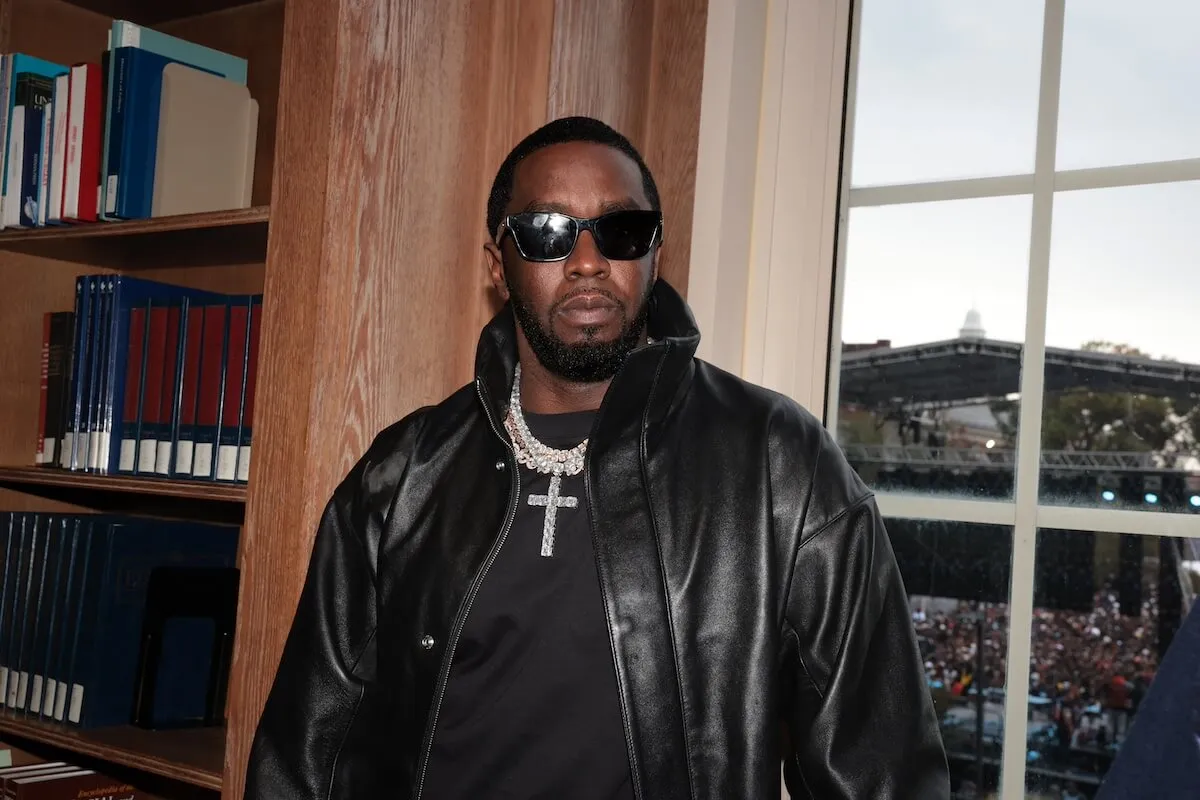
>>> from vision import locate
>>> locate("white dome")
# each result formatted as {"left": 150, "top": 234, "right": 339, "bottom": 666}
{"left": 960, "top": 308, "right": 985, "bottom": 338}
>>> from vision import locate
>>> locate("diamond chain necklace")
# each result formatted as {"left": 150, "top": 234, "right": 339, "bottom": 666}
{"left": 503, "top": 362, "right": 588, "bottom": 476}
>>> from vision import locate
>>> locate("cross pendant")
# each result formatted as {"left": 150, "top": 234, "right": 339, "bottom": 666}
{"left": 527, "top": 473, "right": 578, "bottom": 557}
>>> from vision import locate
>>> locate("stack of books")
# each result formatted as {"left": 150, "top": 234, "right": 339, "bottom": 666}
{"left": 0, "top": 739, "right": 152, "bottom": 798}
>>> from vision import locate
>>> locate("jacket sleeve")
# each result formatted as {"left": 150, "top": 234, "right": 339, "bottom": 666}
{"left": 243, "top": 415, "right": 424, "bottom": 800}
{"left": 781, "top": 492, "right": 951, "bottom": 799}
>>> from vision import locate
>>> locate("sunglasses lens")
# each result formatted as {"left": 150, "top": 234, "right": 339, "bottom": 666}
{"left": 509, "top": 212, "right": 577, "bottom": 261}
{"left": 594, "top": 210, "right": 661, "bottom": 260}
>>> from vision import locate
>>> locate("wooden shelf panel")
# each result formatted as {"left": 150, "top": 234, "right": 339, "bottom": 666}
{"left": 0, "top": 467, "right": 247, "bottom": 503}
{"left": 62, "top": 0, "right": 267, "bottom": 26}
{"left": 0, "top": 714, "right": 223, "bottom": 790}
{"left": 0, "top": 207, "right": 270, "bottom": 268}
{"left": 0, "top": 207, "right": 269, "bottom": 244}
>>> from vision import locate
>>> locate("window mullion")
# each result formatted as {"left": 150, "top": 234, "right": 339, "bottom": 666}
{"left": 999, "top": 1, "right": 1067, "bottom": 797}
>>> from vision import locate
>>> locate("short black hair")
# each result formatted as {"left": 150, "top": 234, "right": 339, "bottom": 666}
{"left": 486, "top": 115, "right": 661, "bottom": 239}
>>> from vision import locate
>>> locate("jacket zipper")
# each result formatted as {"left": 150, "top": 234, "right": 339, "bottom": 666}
{"left": 413, "top": 377, "right": 520, "bottom": 799}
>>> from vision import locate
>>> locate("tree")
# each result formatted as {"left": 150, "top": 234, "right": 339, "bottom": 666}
{"left": 989, "top": 341, "right": 1198, "bottom": 465}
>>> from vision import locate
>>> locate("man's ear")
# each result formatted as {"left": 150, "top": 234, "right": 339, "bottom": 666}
{"left": 484, "top": 240, "right": 510, "bottom": 302}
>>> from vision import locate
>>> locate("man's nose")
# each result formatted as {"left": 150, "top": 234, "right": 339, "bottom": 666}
{"left": 564, "top": 230, "right": 609, "bottom": 279}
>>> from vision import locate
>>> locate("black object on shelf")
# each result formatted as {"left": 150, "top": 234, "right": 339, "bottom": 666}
{"left": 131, "top": 566, "right": 240, "bottom": 730}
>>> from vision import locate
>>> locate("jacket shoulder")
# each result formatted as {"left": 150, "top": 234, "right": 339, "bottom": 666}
{"left": 690, "top": 359, "right": 873, "bottom": 539}
{"left": 335, "top": 382, "right": 479, "bottom": 515}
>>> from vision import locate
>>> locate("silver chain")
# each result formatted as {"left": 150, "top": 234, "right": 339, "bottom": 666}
{"left": 503, "top": 362, "right": 588, "bottom": 476}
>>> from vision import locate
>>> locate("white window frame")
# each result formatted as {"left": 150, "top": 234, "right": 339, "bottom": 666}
{"left": 829, "top": 1, "right": 1200, "bottom": 797}
{"left": 689, "top": 1, "right": 1200, "bottom": 798}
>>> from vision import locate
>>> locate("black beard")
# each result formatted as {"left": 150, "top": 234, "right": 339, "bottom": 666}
{"left": 507, "top": 273, "right": 655, "bottom": 383}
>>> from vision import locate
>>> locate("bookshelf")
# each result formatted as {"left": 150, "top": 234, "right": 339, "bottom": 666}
{"left": 0, "top": 0, "right": 276, "bottom": 797}
{"left": 0, "top": 0, "right": 707, "bottom": 799}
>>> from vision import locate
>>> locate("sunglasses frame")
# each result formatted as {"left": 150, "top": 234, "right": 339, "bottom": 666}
{"left": 496, "top": 209, "right": 664, "bottom": 263}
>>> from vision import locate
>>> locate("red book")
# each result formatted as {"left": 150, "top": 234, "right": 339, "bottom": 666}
{"left": 61, "top": 62, "right": 102, "bottom": 222}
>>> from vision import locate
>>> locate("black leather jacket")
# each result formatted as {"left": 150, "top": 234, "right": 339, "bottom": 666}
{"left": 244, "top": 280, "right": 950, "bottom": 800}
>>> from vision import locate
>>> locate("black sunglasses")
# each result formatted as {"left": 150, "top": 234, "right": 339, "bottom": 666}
{"left": 497, "top": 209, "right": 663, "bottom": 262}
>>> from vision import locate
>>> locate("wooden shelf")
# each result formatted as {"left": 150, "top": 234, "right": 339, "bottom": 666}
{"left": 0, "top": 714, "right": 223, "bottom": 790}
{"left": 0, "top": 208, "right": 270, "bottom": 268}
{"left": 0, "top": 714, "right": 223, "bottom": 791}
{"left": 0, "top": 467, "right": 246, "bottom": 503}
{"left": 0, "top": 207, "right": 268, "bottom": 244}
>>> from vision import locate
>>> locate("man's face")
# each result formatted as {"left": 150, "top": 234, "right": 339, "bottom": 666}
{"left": 485, "top": 141, "right": 659, "bottom": 383}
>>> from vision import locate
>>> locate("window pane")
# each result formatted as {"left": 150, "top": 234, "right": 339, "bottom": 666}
{"left": 1040, "top": 182, "right": 1200, "bottom": 510}
{"left": 886, "top": 518, "right": 1013, "bottom": 798}
{"left": 1057, "top": 0, "right": 1200, "bottom": 169}
{"left": 837, "top": 197, "right": 1031, "bottom": 500}
{"left": 849, "top": 0, "right": 1043, "bottom": 187}
{"left": 1026, "top": 530, "right": 1193, "bottom": 797}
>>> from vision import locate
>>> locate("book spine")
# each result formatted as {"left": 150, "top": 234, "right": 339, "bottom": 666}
{"left": 36, "top": 102, "right": 51, "bottom": 226}
{"left": 135, "top": 304, "right": 168, "bottom": 474}
{"left": 0, "top": 54, "right": 12, "bottom": 216}
{"left": 45, "top": 518, "right": 80, "bottom": 722}
{"left": 173, "top": 301, "right": 205, "bottom": 477}
{"left": 47, "top": 73, "right": 69, "bottom": 222}
{"left": 154, "top": 300, "right": 183, "bottom": 474}
{"left": 64, "top": 277, "right": 93, "bottom": 471}
{"left": 35, "top": 313, "right": 49, "bottom": 464}
{"left": 117, "top": 304, "right": 147, "bottom": 473}
{"left": 190, "top": 305, "right": 227, "bottom": 479}
{"left": 17, "top": 104, "right": 41, "bottom": 227}
{"left": 216, "top": 301, "right": 248, "bottom": 482}
{"left": 237, "top": 296, "right": 262, "bottom": 482}
{"left": 85, "top": 277, "right": 111, "bottom": 472}
{"left": 103, "top": 49, "right": 130, "bottom": 218}
{"left": 0, "top": 513, "right": 14, "bottom": 704}
{"left": 46, "top": 311, "right": 74, "bottom": 467}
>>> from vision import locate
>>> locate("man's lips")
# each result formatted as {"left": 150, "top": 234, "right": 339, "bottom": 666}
{"left": 558, "top": 292, "right": 618, "bottom": 312}
{"left": 555, "top": 292, "right": 621, "bottom": 325}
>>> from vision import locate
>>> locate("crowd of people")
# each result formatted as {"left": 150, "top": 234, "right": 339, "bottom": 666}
{"left": 912, "top": 579, "right": 1162, "bottom": 754}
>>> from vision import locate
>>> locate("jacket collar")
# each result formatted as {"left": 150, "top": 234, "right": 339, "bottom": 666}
{"left": 473, "top": 278, "right": 701, "bottom": 438}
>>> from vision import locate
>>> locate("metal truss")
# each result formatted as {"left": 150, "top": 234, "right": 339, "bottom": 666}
{"left": 839, "top": 444, "right": 1181, "bottom": 473}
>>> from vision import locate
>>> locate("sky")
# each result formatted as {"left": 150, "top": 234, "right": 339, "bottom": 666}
{"left": 839, "top": 0, "right": 1200, "bottom": 364}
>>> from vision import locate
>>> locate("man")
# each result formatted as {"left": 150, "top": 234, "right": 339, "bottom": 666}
{"left": 244, "top": 116, "right": 948, "bottom": 799}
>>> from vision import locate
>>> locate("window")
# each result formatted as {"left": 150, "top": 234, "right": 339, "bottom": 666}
{"left": 888, "top": 517, "right": 1015, "bottom": 795}
{"left": 830, "top": 0, "right": 1200, "bottom": 796}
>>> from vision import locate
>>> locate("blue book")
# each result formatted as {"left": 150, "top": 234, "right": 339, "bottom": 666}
{"left": 63, "top": 517, "right": 238, "bottom": 728}
{"left": 39, "top": 517, "right": 80, "bottom": 722}
{"left": 108, "top": 48, "right": 218, "bottom": 220}
{"left": 0, "top": 513, "right": 15, "bottom": 705}
{"left": 62, "top": 278, "right": 92, "bottom": 471}
{"left": 16, "top": 102, "right": 43, "bottom": 227}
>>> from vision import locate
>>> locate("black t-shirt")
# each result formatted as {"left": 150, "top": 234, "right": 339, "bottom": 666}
{"left": 420, "top": 409, "right": 634, "bottom": 800}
